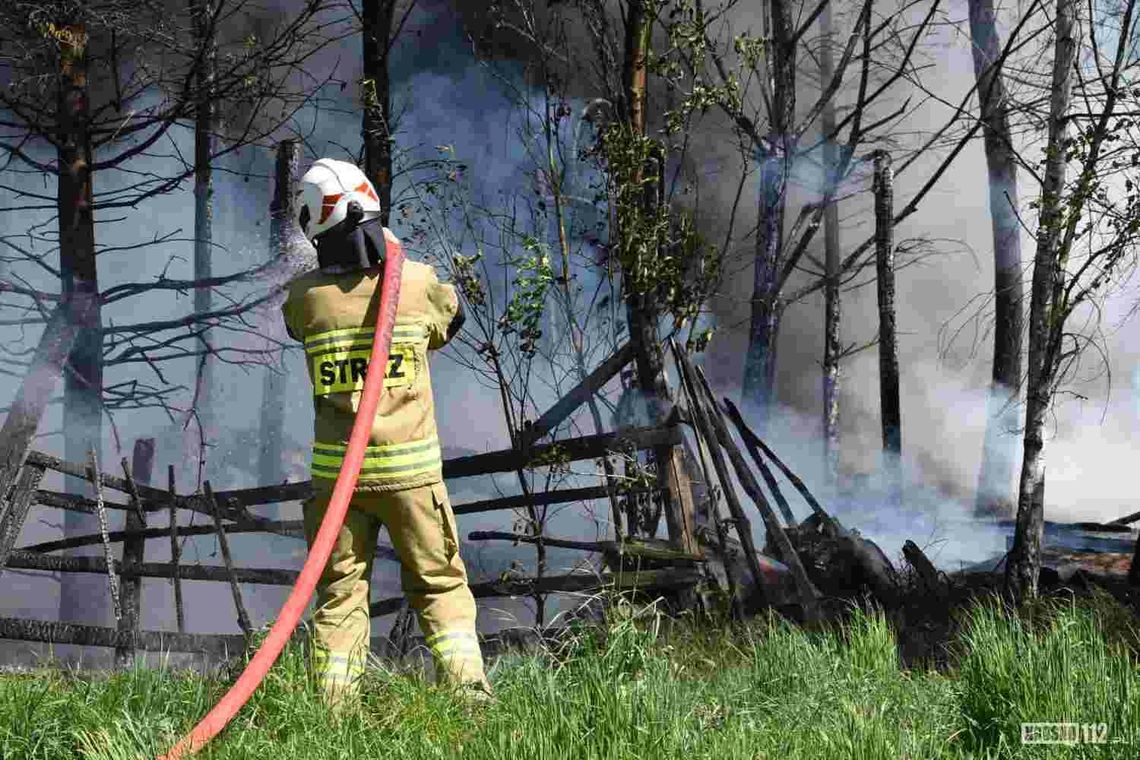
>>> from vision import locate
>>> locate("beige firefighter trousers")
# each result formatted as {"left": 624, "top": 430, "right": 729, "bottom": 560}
{"left": 302, "top": 480, "right": 488, "bottom": 701}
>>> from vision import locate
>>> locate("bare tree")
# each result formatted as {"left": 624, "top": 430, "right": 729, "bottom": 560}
{"left": 968, "top": 0, "right": 1024, "bottom": 518}
{"left": 1007, "top": 0, "right": 1140, "bottom": 598}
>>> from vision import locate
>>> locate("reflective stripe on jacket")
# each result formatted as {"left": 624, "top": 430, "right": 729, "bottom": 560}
{"left": 281, "top": 256, "right": 459, "bottom": 493}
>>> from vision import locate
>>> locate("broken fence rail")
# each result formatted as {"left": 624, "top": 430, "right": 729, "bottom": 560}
{"left": 0, "top": 568, "right": 702, "bottom": 656}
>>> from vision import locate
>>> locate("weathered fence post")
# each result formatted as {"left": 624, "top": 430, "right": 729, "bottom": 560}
{"left": 168, "top": 464, "right": 185, "bottom": 634}
{"left": 115, "top": 438, "right": 154, "bottom": 667}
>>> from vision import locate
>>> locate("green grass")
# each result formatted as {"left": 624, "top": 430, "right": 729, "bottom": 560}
{"left": 2, "top": 596, "right": 1139, "bottom": 760}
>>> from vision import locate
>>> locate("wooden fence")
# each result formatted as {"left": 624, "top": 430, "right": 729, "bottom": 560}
{"left": 0, "top": 336, "right": 719, "bottom": 662}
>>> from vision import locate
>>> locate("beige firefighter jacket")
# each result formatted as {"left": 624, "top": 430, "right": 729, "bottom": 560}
{"left": 281, "top": 258, "right": 459, "bottom": 493}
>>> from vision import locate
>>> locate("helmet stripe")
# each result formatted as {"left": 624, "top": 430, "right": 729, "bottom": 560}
{"left": 318, "top": 193, "right": 343, "bottom": 224}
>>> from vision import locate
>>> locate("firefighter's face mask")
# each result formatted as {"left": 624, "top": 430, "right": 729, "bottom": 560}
{"left": 313, "top": 201, "right": 385, "bottom": 271}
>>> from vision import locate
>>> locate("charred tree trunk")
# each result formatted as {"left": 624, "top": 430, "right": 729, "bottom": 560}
{"left": 362, "top": 0, "right": 396, "bottom": 226}
{"left": 820, "top": 0, "right": 842, "bottom": 484}
{"left": 620, "top": 0, "right": 697, "bottom": 555}
{"left": 189, "top": 0, "right": 217, "bottom": 477}
{"left": 873, "top": 151, "right": 901, "bottom": 504}
{"left": 1006, "top": 0, "right": 1077, "bottom": 601}
{"left": 57, "top": 21, "right": 109, "bottom": 635}
{"left": 968, "top": 0, "right": 1024, "bottom": 519}
{"left": 741, "top": 0, "right": 795, "bottom": 428}
{"left": 258, "top": 140, "right": 301, "bottom": 498}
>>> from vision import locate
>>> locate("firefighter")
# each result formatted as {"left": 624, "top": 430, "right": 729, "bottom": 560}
{"left": 281, "top": 158, "right": 490, "bottom": 706}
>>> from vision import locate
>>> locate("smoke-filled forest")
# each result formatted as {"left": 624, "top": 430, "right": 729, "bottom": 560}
{"left": 1, "top": 0, "right": 1140, "bottom": 756}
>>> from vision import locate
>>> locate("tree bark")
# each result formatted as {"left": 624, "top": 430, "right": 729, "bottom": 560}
{"left": 873, "top": 151, "right": 901, "bottom": 505}
{"left": 189, "top": 0, "right": 217, "bottom": 476}
{"left": 362, "top": 0, "right": 396, "bottom": 226}
{"left": 57, "top": 20, "right": 109, "bottom": 635}
{"left": 968, "top": 0, "right": 1024, "bottom": 519}
{"left": 620, "top": 0, "right": 697, "bottom": 555}
{"left": 741, "top": 0, "right": 796, "bottom": 428}
{"left": 1006, "top": 0, "right": 1077, "bottom": 601}
{"left": 258, "top": 140, "right": 301, "bottom": 497}
{"left": 820, "top": 0, "right": 842, "bottom": 484}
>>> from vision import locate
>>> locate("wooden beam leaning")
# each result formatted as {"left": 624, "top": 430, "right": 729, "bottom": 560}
{"left": 689, "top": 363, "right": 822, "bottom": 622}
{"left": 444, "top": 424, "right": 681, "bottom": 479}
{"left": 671, "top": 343, "right": 767, "bottom": 591}
{"left": 721, "top": 398, "right": 834, "bottom": 526}
{"left": 0, "top": 464, "right": 46, "bottom": 574}
{"left": 0, "top": 296, "right": 92, "bottom": 519}
{"left": 0, "top": 616, "right": 246, "bottom": 657}
{"left": 518, "top": 341, "right": 634, "bottom": 449}
{"left": 719, "top": 401, "right": 797, "bottom": 525}
{"left": 205, "top": 481, "right": 253, "bottom": 637}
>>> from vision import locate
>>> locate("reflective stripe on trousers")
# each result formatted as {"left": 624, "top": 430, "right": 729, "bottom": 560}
{"left": 426, "top": 628, "right": 485, "bottom": 684}
{"left": 311, "top": 436, "right": 441, "bottom": 482}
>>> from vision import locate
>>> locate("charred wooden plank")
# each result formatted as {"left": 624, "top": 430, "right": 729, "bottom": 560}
{"left": 0, "top": 616, "right": 246, "bottom": 656}
{"left": 17, "top": 521, "right": 401, "bottom": 563}
{"left": 5, "top": 549, "right": 299, "bottom": 585}
{"left": 518, "top": 341, "right": 634, "bottom": 449}
{"left": 453, "top": 484, "right": 657, "bottom": 516}
{"left": 0, "top": 464, "right": 45, "bottom": 575}
{"left": 368, "top": 567, "right": 704, "bottom": 618}
{"left": 467, "top": 531, "right": 702, "bottom": 562}
{"left": 443, "top": 424, "right": 682, "bottom": 479}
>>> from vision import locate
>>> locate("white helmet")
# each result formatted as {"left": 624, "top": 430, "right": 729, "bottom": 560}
{"left": 295, "top": 158, "right": 381, "bottom": 242}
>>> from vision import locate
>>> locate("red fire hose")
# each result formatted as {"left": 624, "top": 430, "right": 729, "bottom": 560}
{"left": 158, "top": 235, "right": 405, "bottom": 759}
